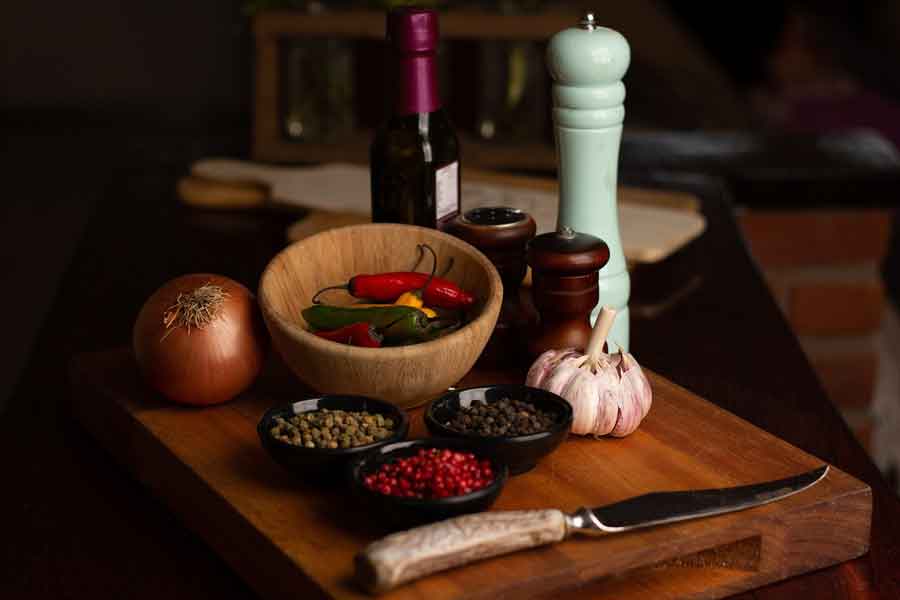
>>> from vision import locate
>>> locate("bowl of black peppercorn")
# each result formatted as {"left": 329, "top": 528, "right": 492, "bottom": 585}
{"left": 258, "top": 394, "right": 409, "bottom": 479}
{"left": 425, "top": 384, "right": 572, "bottom": 474}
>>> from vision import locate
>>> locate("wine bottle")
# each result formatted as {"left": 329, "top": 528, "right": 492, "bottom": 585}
{"left": 371, "top": 7, "right": 460, "bottom": 230}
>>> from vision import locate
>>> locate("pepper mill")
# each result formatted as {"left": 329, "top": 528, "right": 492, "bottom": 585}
{"left": 448, "top": 207, "right": 537, "bottom": 365}
{"left": 526, "top": 227, "right": 609, "bottom": 358}
{"left": 546, "top": 12, "right": 631, "bottom": 351}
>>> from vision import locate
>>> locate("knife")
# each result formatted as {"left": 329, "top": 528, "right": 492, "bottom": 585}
{"left": 355, "top": 465, "right": 828, "bottom": 593}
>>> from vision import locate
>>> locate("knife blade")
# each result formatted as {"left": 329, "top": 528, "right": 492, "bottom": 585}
{"left": 356, "top": 465, "right": 829, "bottom": 593}
{"left": 573, "top": 464, "right": 828, "bottom": 533}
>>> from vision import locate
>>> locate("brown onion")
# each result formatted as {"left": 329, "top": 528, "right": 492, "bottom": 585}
{"left": 133, "top": 273, "right": 267, "bottom": 406}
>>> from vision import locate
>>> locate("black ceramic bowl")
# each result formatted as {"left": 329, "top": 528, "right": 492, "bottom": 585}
{"left": 257, "top": 395, "right": 409, "bottom": 478}
{"left": 425, "top": 384, "right": 573, "bottom": 475}
{"left": 348, "top": 438, "right": 508, "bottom": 529}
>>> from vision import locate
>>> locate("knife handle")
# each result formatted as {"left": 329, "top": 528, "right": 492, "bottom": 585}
{"left": 355, "top": 509, "right": 568, "bottom": 593}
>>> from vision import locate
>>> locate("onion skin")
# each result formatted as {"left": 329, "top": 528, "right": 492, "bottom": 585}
{"left": 133, "top": 274, "right": 267, "bottom": 406}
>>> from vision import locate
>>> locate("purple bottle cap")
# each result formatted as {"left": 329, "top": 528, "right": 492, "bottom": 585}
{"left": 387, "top": 7, "right": 439, "bottom": 54}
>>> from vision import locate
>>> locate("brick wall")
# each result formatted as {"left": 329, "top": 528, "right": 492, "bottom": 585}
{"left": 738, "top": 209, "right": 893, "bottom": 452}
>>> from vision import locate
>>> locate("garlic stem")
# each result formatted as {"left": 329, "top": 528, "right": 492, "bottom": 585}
{"left": 585, "top": 306, "right": 617, "bottom": 360}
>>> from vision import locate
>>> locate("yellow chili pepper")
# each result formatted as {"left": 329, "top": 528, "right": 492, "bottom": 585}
{"left": 395, "top": 291, "right": 424, "bottom": 309}
{"left": 394, "top": 292, "right": 436, "bottom": 318}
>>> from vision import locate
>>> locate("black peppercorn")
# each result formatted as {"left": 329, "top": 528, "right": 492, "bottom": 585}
{"left": 444, "top": 397, "right": 556, "bottom": 437}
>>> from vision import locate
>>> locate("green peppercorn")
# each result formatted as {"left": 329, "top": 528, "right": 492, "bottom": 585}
{"left": 269, "top": 409, "right": 399, "bottom": 449}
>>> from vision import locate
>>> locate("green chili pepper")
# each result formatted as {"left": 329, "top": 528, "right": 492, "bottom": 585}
{"left": 303, "top": 305, "right": 426, "bottom": 333}
{"left": 383, "top": 316, "right": 462, "bottom": 344}
{"left": 302, "top": 304, "right": 459, "bottom": 345}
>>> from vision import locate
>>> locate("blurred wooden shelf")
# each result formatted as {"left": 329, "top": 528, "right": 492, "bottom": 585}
{"left": 253, "top": 9, "right": 576, "bottom": 169}
{"left": 253, "top": 9, "right": 581, "bottom": 41}
{"left": 252, "top": 7, "right": 748, "bottom": 167}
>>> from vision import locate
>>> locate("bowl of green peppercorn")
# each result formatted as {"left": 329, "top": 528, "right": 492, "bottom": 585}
{"left": 258, "top": 394, "right": 409, "bottom": 478}
{"left": 425, "top": 384, "right": 572, "bottom": 475}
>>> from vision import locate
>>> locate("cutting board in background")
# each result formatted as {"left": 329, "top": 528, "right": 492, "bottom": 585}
{"left": 70, "top": 348, "right": 871, "bottom": 600}
{"left": 183, "top": 159, "right": 706, "bottom": 264}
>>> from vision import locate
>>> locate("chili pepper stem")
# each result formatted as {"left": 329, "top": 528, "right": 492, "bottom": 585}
{"left": 415, "top": 244, "right": 438, "bottom": 297}
{"left": 312, "top": 284, "right": 350, "bottom": 304}
{"left": 438, "top": 257, "right": 455, "bottom": 278}
{"left": 409, "top": 244, "right": 427, "bottom": 272}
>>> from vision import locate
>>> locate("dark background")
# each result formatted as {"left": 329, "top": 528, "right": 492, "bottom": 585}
{"left": 2, "top": 1, "right": 251, "bottom": 130}
{"left": 4, "top": 1, "right": 900, "bottom": 411}
{"left": 5, "top": 2, "right": 900, "bottom": 129}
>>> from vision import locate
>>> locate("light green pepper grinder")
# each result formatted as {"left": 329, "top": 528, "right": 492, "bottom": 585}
{"left": 546, "top": 12, "right": 631, "bottom": 351}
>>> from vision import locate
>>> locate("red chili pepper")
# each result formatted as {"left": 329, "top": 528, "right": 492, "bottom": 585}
{"left": 313, "top": 244, "right": 476, "bottom": 309}
{"left": 314, "top": 276, "right": 474, "bottom": 309}
{"left": 313, "top": 322, "right": 383, "bottom": 348}
{"left": 353, "top": 273, "right": 474, "bottom": 309}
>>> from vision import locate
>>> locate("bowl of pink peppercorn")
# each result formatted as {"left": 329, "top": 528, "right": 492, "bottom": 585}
{"left": 349, "top": 438, "right": 508, "bottom": 528}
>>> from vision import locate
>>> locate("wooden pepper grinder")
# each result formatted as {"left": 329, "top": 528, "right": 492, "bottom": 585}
{"left": 547, "top": 12, "right": 631, "bottom": 351}
{"left": 448, "top": 207, "right": 536, "bottom": 365}
{"left": 526, "top": 227, "right": 609, "bottom": 358}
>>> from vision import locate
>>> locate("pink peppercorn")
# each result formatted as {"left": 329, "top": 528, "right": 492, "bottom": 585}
{"left": 364, "top": 448, "right": 495, "bottom": 499}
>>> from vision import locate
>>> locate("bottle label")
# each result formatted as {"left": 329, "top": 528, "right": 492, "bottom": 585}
{"left": 435, "top": 161, "right": 459, "bottom": 227}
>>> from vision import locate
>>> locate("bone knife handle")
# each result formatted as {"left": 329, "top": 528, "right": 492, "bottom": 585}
{"left": 355, "top": 509, "right": 569, "bottom": 593}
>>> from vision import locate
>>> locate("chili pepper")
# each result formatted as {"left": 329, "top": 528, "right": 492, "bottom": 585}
{"left": 303, "top": 305, "right": 424, "bottom": 332}
{"left": 394, "top": 291, "right": 424, "bottom": 309}
{"left": 312, "top": 245, "right": 475, "bottom": 309}
{"left": 303, "top": 305, "right": 459, "bottom": 345}
{"left": 394, "top": 245, "right": 439, "bottom": 318}
{"left": 382, "top": 314, "right": 461, "bottom": 344}
{"left": 394, "top": 290, "right": 437, "bottom": 318}
{"left": 313, "top": 323, "right": 382, "bottom": 348}
{"left": 313, "top": 272, "right": 473, "bottom": 309}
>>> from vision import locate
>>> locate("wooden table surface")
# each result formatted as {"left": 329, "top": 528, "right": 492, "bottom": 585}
{"left": 2, "top": 132, "right": 899, "bottom": 599}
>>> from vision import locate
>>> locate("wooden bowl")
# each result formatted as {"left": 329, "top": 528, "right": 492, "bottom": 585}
{"left": 258, "top": 224, "right": 503, "bottom": 408}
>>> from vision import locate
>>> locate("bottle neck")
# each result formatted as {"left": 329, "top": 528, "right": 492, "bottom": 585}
{"left": 394, "top": 51, "right": 441, "bottom": 116}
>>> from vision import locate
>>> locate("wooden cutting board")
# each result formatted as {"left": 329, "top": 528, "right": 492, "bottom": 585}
{"left": 181, "top": 160, "right": 706, "bottom": 264}
{"left": 69, "top": 348, "right": 870, "bottom": 600}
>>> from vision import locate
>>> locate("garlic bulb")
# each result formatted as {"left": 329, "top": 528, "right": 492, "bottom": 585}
{"left": 525, "top": 307, "right": 652, "bottom": 437}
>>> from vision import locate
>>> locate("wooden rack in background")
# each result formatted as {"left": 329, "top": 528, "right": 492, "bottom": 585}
{"left": 252, "top": 8, "right": 746, "bottom": 169}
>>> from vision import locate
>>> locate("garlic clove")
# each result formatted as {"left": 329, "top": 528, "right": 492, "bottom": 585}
{"left": 590, "top": 368, "right": 621, "bottom": 437}
{"left": 561, "top": 370, "right": 598, "bottom": 435}
{"left": 542, "top": 357, "right": 583, "bottom": 399}
{"left": 621, "top": 352, "right": 653, "bottom": 420}
{"left": 610, "top": 385, "right": 641, "bottom": 437}
{"left": 526, "top": 348, "right": 578, "bottom": 389}
{"left": 552, "top": 358, "right": 620, "bottom": 437}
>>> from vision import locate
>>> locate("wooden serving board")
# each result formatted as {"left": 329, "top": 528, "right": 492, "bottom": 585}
{"left": 69, "top": 349, "right": 871, "bottom": 600}
{"left": 181, "top": 161, "right": 706, "bottom": 265}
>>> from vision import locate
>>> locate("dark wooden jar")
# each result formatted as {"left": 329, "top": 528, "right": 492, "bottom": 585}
{"left": 448, "top": 207, "right": 536, "bottom": 366}
{"left": 526, "top": 227, "right": 609, "bottom": 358}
